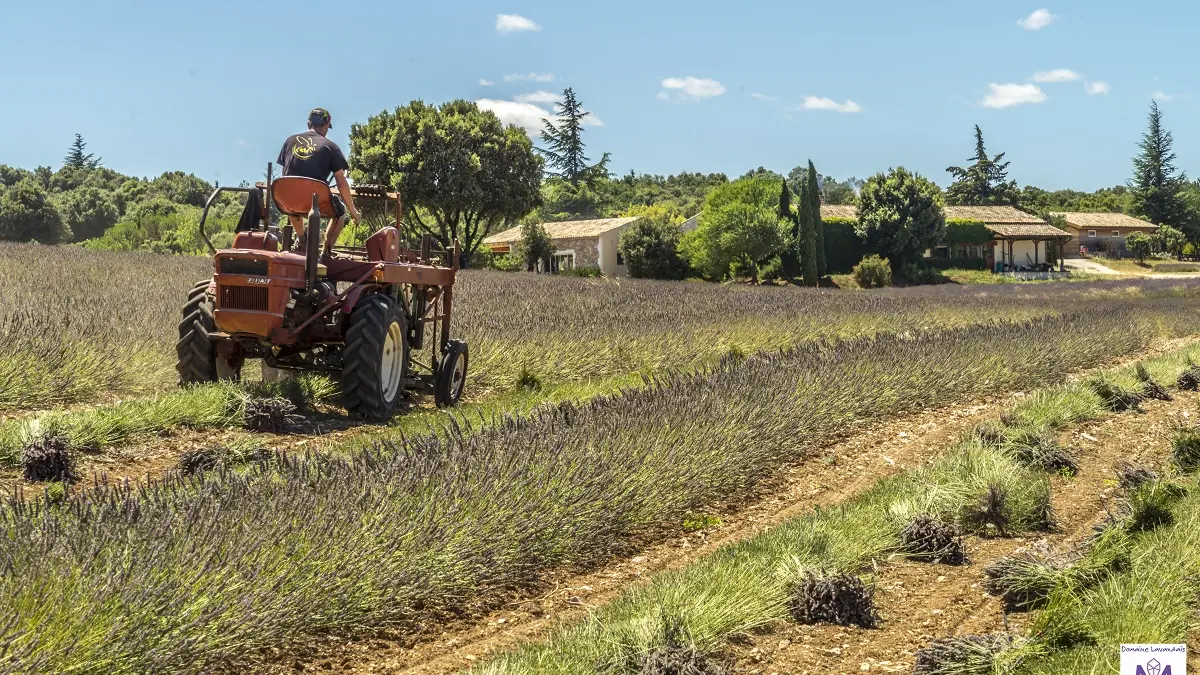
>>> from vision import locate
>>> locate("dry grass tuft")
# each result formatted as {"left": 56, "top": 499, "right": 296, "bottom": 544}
{"left": 20, "top": 435, "right": 77, "bottom": 483}
{"left": 786, "top": 570, "right": 879, "bottom": 628}
{"left": 899, "top": 515, "right": 965, "bottom": 564}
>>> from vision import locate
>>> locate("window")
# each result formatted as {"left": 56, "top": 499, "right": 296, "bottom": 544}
{"left": 616, "top": 249, "right": 625, "bottom": 265}
{"left": 553, "top": 252, "right": 575, "bottom": 272}
{"left": 1111, "top": 230, "right": 1120, "bottom": 238}
{"left": 1087, "top": 230, "right": 1097, "bottom": 238}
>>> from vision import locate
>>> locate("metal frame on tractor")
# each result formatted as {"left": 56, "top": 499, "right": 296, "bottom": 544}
{"left": 178, "top": 163, "right": 468, "bottom": 417}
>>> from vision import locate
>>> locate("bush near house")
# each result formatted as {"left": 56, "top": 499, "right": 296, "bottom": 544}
{"left": 852, "top": 254, "right": 892, "bottom": 288}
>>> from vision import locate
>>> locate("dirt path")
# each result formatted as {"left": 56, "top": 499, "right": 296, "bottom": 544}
{"left": 723, "top": 390, "right": 1195, "bottom": 674}
{"left": 251, "top": 339, "right": 1200, "bottom": 674}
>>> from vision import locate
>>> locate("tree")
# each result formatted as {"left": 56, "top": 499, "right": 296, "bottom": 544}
{"left": 618, "top": 204, "right": 688, "bottom": 280}
{"left": 539, "top": 88, "right": 609, "bottom": 186}
{"left": 1126, "top": 231, "right": 1152, "bottom": 263}
{"left": 350, "top": 99, "right": 544, "bottom": 265}
{"left": 807, "top": 160, "right": 826, "bottom": 277}
{"left": 945, "top": 126, "right": 1019, "bottom": 206}
{"left": 1156, "top": 224, "right": 1187, "bottom": 258}
{"left": 0, "top": 179, "right": 69, "bottom": 244}
{"left": 680, "top": 177, "right": 786, "bottom": 281}
{"left": 680, "top": 203, "right": 784, "bottom": 281}
{"left": 0, "top": 165, "right": 31, "bottom": 188}
{"left": 63, "top": 134, "right": 102, "bottom": 169}
{"left": 517, "top": 220, "right": 553, "bottom": 272}
{"left": 57, "top": 187, "right": 119, "bottom": 241}
{"left": 1130, "top": 101, "right": 1189, "bottom": 229}
{"left": 777, "top": 179, "right": 800, "bottom": 279}
{"left": 740, "top": 166, "right": 786, "bottom": 184}
{"left": 538, "top": 178, "right": 612, "bottom": 221}
{"left": 797, "top": 174, "right": 818, "bottom": 286}
{"left": 856, "top": 167, "right": 945, "bottom": 266}
{"left": 147, "top": 171, "right": 213, "bottom": 207}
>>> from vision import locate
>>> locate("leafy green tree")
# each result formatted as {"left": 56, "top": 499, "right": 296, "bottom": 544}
{"left": 0, "top": 179, "right": 69, "bottom": 244}
{"left": 350, "top": 99, "right": 544, "bottom": 264}
{"left": 1125, "top": 231, "right": 1152, "bottom": 263}
{"left": 518, "top": 220, "right": 553, "bottom": 272}
{"left": 945, "top": 126, "right": 1019, "bottom": 206}
{"left": 798, "top": 175, "right": 818, "bottom": 286}
{"left": 807, "top": 160, "right": 826, "bottom": 277}
{"left": 0, "top": 165, "right": 31, "bottom": 188}
{"left": 681, "top": 176, "right": 786, "bottom": 281}
{"left": 539, "top": 88, "right": 609, "bottom": 186}
{"left": 1155, "top": 224, "right": 1187, "bottom": 257}
{"left": 63, "top": 133, "right": 102, "bottom": 169}
{"left": 115, "top": 179, "right": 149, "bottom": 214}
{"left": 1020, "top": 185, "right": 1131, "bottom": 214}
{"left": 57, "top": 187, "right": 119, "bottom": 241}
{"left": 618, "top": 204, "right": 688, "bottom": 280}
{"left": 147, "top": 171, "right": 213, "bottom": 207}
{"left": 856, "top": 167, "right": 945, "bottom": 266}
{"left": 1130, "top": 101, "right": 1190, "bottom": 230}
{"left": 740, "top": 166, "right": 786, "bottom": 184}
{"left": 538, "top": 178, "right": 611, "bottom": 221}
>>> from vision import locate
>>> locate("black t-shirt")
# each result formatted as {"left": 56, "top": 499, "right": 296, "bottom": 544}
{"left": 276, "top": 131, "right": 349, "bottom": 184}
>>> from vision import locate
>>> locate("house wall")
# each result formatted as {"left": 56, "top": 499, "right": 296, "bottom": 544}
{"left": 1064, "top": 225, "right": 1156, "bottom": 258}
{"left": 596, "top": 229, "right": 628, "bottom": 276}
{"left": 551, "top": 236, "right": 601, "bottom": 270}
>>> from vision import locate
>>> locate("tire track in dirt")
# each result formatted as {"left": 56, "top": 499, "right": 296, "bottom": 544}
{"left": 723, "top": 390, "right": 1195, "bottom": 674}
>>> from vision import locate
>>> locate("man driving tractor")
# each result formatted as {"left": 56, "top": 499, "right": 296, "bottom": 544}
{"left": 276, "top": 108, "right": 361, "bottom": 257}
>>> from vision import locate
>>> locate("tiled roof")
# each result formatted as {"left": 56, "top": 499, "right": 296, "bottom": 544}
{"left": 1050, "top": 212, "right": 1158, "bottom": 230}
{"left": 943, "top": 205, "right": 1046, "bottom": 224}
{"left": 820, "top": 204, "right": 858, "bottom": 220}
{"left": 484, "top": 217, "right": 640, "bottom": 244}
{"left": 985, "top": 222, "right": 1072, "bottom": 239}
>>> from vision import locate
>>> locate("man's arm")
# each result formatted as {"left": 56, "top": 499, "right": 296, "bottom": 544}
{"left": 334, "top": 170, "right": 360, "bottom": 221}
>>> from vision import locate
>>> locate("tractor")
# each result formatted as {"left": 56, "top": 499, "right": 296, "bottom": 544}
{"left": 176, "top": 167, "right": 467, "bottom": 419}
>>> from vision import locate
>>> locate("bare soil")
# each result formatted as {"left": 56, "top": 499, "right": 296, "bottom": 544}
{"left": 723, "top": 390, "right": 1196, "bottom": 674}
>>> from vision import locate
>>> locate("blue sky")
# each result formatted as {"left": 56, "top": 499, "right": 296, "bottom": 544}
{"left": 1, "top": 0, "right": 1196, "bottom": 191}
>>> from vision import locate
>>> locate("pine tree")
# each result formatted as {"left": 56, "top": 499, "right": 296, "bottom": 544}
{"left": 808, "top": 160, "right": 826, "bottom": 278}
{"left": 538, "top": 88, "right": 610, "bottom": 185}
{"left": 63, "top": 134, "right": 102, "bottom": 169}
{"left": 945, "top": 126, "right": 1018, "bottom": 206}
{"left": 777, "top": 179, "right": 800, "bottom": 278}
{"left": 798, "top": 175, "right": 818, "bottom": 287}
{"left": 1130, "top": 101, "right": 1188, "bottom": 227}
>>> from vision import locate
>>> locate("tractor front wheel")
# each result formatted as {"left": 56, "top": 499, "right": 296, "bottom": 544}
{"left": 176, "top": 281, "right": 241, "bottom": 385}
{"left": 434, "top": 340, "right": 469, "bottom": 408}
{"left": 341, "top": 295, "right": 409, "bottom": 420}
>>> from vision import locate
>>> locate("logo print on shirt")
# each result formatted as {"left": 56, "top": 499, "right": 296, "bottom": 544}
{"left": 292, "top": 135, "right": 317, "bottom": 160}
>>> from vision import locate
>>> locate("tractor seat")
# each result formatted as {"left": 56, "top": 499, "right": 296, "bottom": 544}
{"left": 272, "top": 176, "right": 338, "bottom": 218}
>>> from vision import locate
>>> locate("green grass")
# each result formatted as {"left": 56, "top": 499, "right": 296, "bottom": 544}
{"left": 474, "top": 350, "right": 1197, "bottom": 674}
{"left": 0, "top": 375, "right": 337, "bottom": 467}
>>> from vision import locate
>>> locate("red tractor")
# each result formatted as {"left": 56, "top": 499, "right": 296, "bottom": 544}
{"left": 176, "top": 170, "right": 467, "bottom": 419}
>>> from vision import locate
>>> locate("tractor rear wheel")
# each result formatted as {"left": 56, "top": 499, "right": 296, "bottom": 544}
{"left": 176, "top": 281, "right": 241, "bottom": 385}
{"left": 434, "top": 340, "right": 469, "bottom": 408}
{"left": 341, "top": 294, "right": 409, "bottom": 420}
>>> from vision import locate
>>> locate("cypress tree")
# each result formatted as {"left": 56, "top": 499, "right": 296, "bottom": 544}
{"left": 799, "top": 174, "right": 818, "bottom": 286}
{"left": 808, "top": 160, "right": 826, "bottom": 278}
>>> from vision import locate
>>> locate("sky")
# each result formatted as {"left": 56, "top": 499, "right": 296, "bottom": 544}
{"left": 1, "top": 0, "right": 1197, "bottom": 192}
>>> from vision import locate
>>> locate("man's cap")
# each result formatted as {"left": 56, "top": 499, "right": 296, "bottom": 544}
{"left": 308, "top": 108, "right": 332, "bottom": 129}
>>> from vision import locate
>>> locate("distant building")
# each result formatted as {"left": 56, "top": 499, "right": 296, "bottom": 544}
{"left": 1049, "top": 212, "right": 1158, "bottom": 258}
{"left": 943, "top": 206, "right": 1070, "bottom": 271}
{"left": 484, "top": 217, "right": 641, "bottom": 276}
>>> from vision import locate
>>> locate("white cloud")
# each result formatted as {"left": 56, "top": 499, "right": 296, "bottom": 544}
{"left": 798, "top": 96, "right": 863, "bottom": 113}
{"left": 1085, "top": 81, "right": 1111, "bottom": 95}
{"left": 751, "top": 92, "right": 777, "bottom": 101}
{"left": 477, "top": 98, "right": 602, "bottom": 134}
{"left": 1031, "top": 68, "right": 1080, "bottom": 83}
{"left": 515, "top": 90, "right": 560, "bottom": 104}
{"left": 504, "top": 72, "right": 555, "bottom": 83}
{"left": 658, "top": 76, "right": 726, "bottom": 102}
{"left": 1154, "top": 90, "right": 1174, "bottom": 102}
{"left": 979, "top": 83, "right": 1047, "bottom": 108}
{"left": 496, "top": 14, "right": 540, "bottom": 33}
{"left": 479, "top": 79, "right": 494, "bottom": 87}
{"left": 1018, "top": 8, "right": 1055, "bottom": 30}
{"left": 477, "top": 99, "right": 549, "bottom": 134}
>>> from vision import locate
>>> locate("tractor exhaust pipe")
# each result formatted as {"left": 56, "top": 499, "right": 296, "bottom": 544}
{"left": 305, "top": 193, "right": 321, "bottom": 294}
